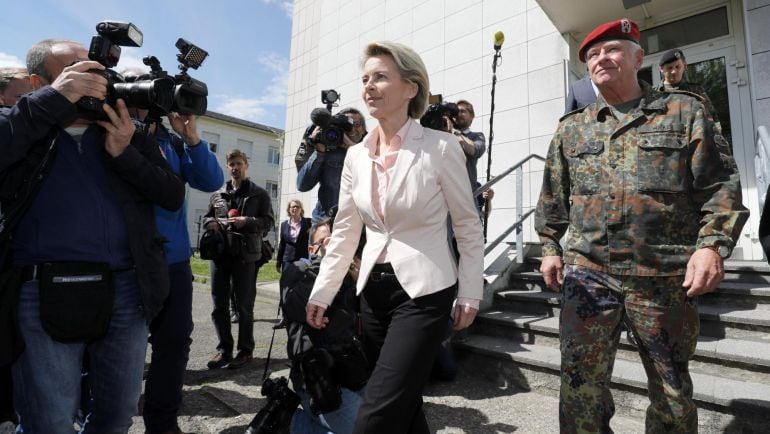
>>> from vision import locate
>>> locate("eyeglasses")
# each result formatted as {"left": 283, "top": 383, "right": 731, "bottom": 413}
{"left": 311, "top": 238, "right": 329, "bottom": 247}
{"left": 351, "top": 121, "right": 363, "bottom": 127}
{"left": 289, "top": 206, "right": 300, "bottom": 209}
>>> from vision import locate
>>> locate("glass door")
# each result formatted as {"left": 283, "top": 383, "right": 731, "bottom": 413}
{"left": 645, "top": 45, "right": 759, "bottom": 260}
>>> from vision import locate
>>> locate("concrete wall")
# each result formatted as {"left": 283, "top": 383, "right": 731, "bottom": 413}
{"left": 281, "top": 0, "right": 570, "bottom": 245}
{"left": 745, "top": 0, "right": 770, "bottom": 131}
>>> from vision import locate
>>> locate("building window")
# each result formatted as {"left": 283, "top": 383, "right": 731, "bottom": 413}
{"left": 202, "top": 131, "right": 219, "bottom": 154}
{"left": 266, "top": 181, "right": 279, "bottom": 199}
{"left": 268, "top": 147, "right": 280, "bottom": 165}
{"left": 640, "top": 7, "right": 729, "bottom": 55}
{"left": 237, "top": 139, "right": 253, "bottom": 161}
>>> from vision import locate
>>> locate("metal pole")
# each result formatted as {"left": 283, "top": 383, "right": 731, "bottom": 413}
{"left": 516, "top": 166, "right": 523, "bottom": 263}
{"left": 483, "top": 49, "right": 502, "bottom": 242}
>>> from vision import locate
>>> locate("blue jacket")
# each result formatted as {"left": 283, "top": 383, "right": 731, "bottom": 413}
{"left": 153, "top": 125, "right": 223, "bottom": 264}
{"left": 296, "top": 146, "right": 347, "bottom": 222}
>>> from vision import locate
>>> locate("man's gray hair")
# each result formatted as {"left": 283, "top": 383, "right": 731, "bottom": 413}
{"left": 339, "top": 107, "right": 367, "bottom": 131}
{"left": 0, "top": 67, "right": 29, "bottom": 92}
{"left": 26, "top": 38, "right": 79, "bottom": 83}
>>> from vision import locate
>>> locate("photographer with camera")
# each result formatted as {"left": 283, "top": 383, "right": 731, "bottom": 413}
{"left": 296, "top": 107, "right": 366, "bottom": 223}
{"left": 280, "top": 218, "right": 364, "bottom": 434}
{"left": 203, "top": 149, "right": 274, "bottom": 371}
{"left": 0, "top": 65, "right": 31, "bottom": 434}
{"left": 120, "top": 66, "right": 225, "bottom": 434}
{"left": 0, "top": 38, "right": 184, "bottom": 433}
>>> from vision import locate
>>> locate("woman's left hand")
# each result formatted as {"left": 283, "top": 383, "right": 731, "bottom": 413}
{"left": 306, "top": 301, "right": 329, "bottom": 329}
{"left": 453, "top": 304, "right": 478, "bottom": 331}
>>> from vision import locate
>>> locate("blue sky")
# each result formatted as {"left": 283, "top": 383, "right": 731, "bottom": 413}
{"left": 0, "top": 0, "right": 293, "bottom": 129}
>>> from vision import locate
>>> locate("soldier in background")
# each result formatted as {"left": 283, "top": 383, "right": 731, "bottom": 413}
{"left": 656, "top": 48, "right": 725, "bottom": 138}
{"left": 535, "top": 19, "right": 748, "bottom": 433}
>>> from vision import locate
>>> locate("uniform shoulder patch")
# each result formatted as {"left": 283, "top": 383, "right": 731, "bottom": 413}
{"left": 559, "top": 105, "right": 588, "bottom": 122}
{"left": 664, "top": 89, "right": 705, "bottom": 103}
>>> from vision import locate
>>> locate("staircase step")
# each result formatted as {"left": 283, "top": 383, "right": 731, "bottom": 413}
{"left": 475, "top": 309, "right": 770, "bottom": 369}
{"left": 457, "top": 334, "right": 770, "bottom": 423}
{"left": 494, "top": 289, "right": 770, "bottom": 341}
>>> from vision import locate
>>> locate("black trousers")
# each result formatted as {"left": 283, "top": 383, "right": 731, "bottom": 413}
{"left": 354, "top": 263, "right": 455, "bottom": 434}
{"left": 210, "top": 259, "right": 258, "bottom": 354}
{"left": 143, "top": 261, "right": 195, "bottom": 432}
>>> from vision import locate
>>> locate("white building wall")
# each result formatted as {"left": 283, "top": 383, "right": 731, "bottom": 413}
{"left": 281, "top": 0, "right": 570, "bottom": 245}
{"left": 745, "top": 0, "right": 770, "bottom": 130}
{"left": 186, "top": 115, "right": 283, "bottom": 247}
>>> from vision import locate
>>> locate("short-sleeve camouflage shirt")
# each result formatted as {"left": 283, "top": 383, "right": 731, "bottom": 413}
{"left": 535, "top": 82, "right": 748, "bottom": 276}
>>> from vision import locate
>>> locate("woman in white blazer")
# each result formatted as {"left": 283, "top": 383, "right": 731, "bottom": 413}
{"left": 306, "top": 41, "right": 484, "bottom": 434}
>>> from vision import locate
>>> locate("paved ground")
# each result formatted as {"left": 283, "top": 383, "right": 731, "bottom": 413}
{"left": 127, "top": 281, "right": 645, "bottom": 434}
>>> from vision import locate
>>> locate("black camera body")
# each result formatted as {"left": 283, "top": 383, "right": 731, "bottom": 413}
{"left": 77, "top": 21, "right": 208, "bottom": 121}
{"left": 246, "top": 377, "right": 301, "bottom": 434}
{"left": 300, "top": 347, "right": 342, "bottom": 415}
{"left": 309, "top": 108, "right": 353, "bottom": 151}
{"left": 420, "top": 101, "right": 459, "bottom": 132}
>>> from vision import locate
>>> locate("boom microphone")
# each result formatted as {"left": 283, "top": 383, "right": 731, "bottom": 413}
{"left": 493, "top": 31, "right": 505, "bottom": 51}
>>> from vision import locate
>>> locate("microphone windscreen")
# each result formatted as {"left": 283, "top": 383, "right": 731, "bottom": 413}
{"left": 310, "top": 108, "right": 332, "bottom": 127}
{"left": 494, "top": 31, "right": 505, "bottom": 47}
{"left": 228, "top": 209, "right": 240, "bottom": 218}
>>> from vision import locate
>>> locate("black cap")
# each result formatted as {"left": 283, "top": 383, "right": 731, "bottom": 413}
{"left": 659, "top": 48, "right": 685, "bottom": 66}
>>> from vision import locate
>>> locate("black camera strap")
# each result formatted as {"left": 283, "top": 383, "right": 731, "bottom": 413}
{"left": 262, "top": 302, "right": 283, "bottom": 382}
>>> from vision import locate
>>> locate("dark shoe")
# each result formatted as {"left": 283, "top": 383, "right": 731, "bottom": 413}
{"left": 207, "top": 351, "right": 232, "bottom": 369}
{"left": 227, "top": 352, "right": 253, "bottom": 369}
{"left": 146, "top": 426, "right": 186, "bottom": 434}
{"left": 231, "top": 311, "right": 240, "bottom": 323}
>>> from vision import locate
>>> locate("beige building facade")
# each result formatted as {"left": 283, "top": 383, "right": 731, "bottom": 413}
{"left": 186, "top": 111, "right": 284, "bottom": 247}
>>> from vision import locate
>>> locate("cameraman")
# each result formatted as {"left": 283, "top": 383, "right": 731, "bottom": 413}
{"left": 0, "top": 39, "right": 184, "bottom": 433}
{"left": 281, "top": 219, "right": 364, "bottom": 434}
{"left": 296, "top": 108, "right": 366, "bottom": 223}
{"left": 451, "top": 100, "right": 486, "bottom": 194}
{"left": 123, "top": 68, "right": 225, "bottom": 434}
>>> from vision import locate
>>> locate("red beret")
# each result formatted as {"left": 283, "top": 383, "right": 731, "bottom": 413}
{"left": 579, "top": 18, "right": 640, "bottom": 63}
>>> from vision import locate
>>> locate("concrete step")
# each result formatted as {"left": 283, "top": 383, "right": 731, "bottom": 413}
{"left": 493, "top": 289, "right": 770, "bottom": 342}
{"left": 474, "top": 308, "right": 770, "bottom": 375}
{"left": 456, "top": 334, "right": 770, "bottom": 432}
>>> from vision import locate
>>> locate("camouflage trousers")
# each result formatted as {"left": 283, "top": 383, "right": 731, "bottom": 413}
{"left": 559, "top": 265, "right": 699, "bottom": 434}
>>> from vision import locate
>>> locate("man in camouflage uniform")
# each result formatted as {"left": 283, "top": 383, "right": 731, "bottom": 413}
{"left": 655, "top": 48, "right": 728, "bottom": 151}
{"left": 535, "top": 18, "right": 748, "bottom": 433}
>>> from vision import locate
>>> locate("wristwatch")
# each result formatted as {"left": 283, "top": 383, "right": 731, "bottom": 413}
{"left": 704, "top": 244, "right": 730, "bottom": 259}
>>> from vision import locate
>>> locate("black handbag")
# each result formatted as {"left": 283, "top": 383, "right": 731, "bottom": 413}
{"left": 199, "top": 226, "right": 226, "bottom": 261}
{"left": 38, "top": 262, "right": 114, "bottom": 343}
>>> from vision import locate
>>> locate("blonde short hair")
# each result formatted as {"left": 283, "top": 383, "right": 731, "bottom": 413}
{"left": 362, "top": 41, "right": 430, "bottom": 119}
{"left": 286, "top": 199, "right": 305, "bottom": 218}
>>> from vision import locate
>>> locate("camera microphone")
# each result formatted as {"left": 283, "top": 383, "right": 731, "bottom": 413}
{"left": 493, "top": 31, "right": 505, "bottom": 51}
{"left": 310, "top": 107, "right": 332, "bottom": 127}
{"left": 228, "top": 209, "right": 240, "bottom": 218}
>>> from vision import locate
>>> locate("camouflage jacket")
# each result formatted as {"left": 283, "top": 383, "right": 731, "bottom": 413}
{"left": 535, "top": 82, "right": 748, "bottom": 276}
{"left": 656, "top": 81, "right": 723, "bottom": 137}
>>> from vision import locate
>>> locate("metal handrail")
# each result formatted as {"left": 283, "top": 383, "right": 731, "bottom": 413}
{"left": 474, "top": 154, "right": 545, "bottom": 197}
{"left": 756, "top": 126, "right": 770, "bottom": 210}
{"left": 484, "top": 209, "right": 535, "bottom": 255}
{"left": 475, "top": 153, "right": 544, "bottom": 263}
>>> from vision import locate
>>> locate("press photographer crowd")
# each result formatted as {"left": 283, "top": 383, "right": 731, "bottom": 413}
{"left": 0, "top": 11, "right": 751, "bottom": 434}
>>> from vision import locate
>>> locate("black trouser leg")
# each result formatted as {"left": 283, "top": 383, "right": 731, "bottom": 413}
{"left": 354, "top": 275, "right": 455, "bottom": 434}
{"left": 232, "top": 262, "right": 257, "bottom": 354}
{"left": 210, "top": 261, "right": 234, "bottom": 354}
{"left": 143, "top": 261, "right": 194, "bottom": 433}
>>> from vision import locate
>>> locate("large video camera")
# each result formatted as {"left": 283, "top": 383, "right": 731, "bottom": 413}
{"left": 77, "top": 21, "right": 209, "bottom": 121}
{"left": 245, "top": 377, "right": 301, "bottom": 434}
{"left": 420, "top": 98, "right": 459, "bottom": 132}
{"left": 306, "top": 89, "right": 354, "bottom": 151}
